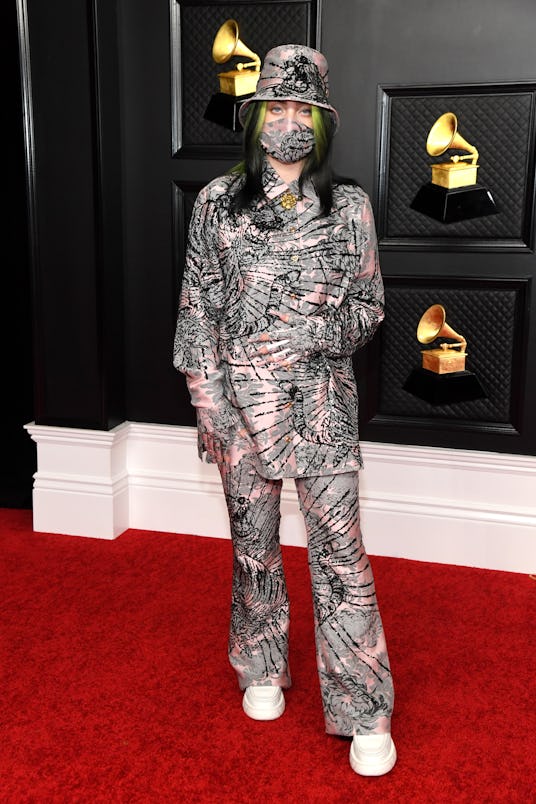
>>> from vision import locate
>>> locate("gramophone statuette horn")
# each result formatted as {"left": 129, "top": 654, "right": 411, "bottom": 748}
{"left": 417, "top": 304, "right": 467, "bottom": 374}
{"left": 427, "top": 112, "right": 479, "bottom": 189}
{"left": 427, "top": 113, "right": 479, "bottom": 163}
{"left": 211, "top": 19, "right": 261, "bottom": 97}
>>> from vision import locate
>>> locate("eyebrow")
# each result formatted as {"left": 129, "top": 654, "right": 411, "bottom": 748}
{"left": 268, "top": 102, "right": 312, "bottom": 109}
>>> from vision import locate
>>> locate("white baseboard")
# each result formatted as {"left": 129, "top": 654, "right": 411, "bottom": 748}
{"left": 25, "top": 421, "right": 536, "bottom": 573}
{"left": 25, "top": 422, "right": 130, "bottom": 539}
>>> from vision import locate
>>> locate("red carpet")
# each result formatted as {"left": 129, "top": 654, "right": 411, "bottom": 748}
{"left": 1, "top": 507, "right": 534, "bottom": 803}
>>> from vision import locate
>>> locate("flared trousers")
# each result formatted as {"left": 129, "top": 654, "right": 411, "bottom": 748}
{"left": 218, "top": 455, "right": 394, "bottom": 737}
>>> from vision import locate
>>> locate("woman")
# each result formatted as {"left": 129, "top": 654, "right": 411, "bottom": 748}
{"left": 173, "top": 44, "right": 396, "bottom": 777}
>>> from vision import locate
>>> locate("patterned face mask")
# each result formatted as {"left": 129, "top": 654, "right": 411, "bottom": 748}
{"left": 260, "top": 118, "right": 315, "bottom": 163}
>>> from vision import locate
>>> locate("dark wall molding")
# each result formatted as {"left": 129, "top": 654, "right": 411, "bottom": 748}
{"left": 17, "top": 0, "right": 125, "bottom": 429}
{"left": 375, "top": 81, "right": 536, "bottom": 252}
{"left": 360, "top": 275, "right": 532, "bottom": 453}
{"left": 171, "top": 180, "right": 204, "bottom": 317}
{"left": 170, "top": 0, "right": 321, "bottom": 159}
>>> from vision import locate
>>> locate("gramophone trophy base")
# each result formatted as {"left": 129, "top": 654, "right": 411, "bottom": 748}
{"left": 403, "top": 368, "right": 487, "bottom": 406}
{"left": 217, "top": 69, "right": 259, "bottom": 96}
{"left": 422, "top": 348, "right": 466, "bottom": 374}
{"left": 204, "top": 91, "right": 254, "bottom": 132}
{"left": 410, "top": 182, "right": 498, "bottom": 224}
{"left": 431, "top": 162, "right": 478, "bottom": 189}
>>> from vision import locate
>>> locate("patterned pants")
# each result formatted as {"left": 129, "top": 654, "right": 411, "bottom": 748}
{"left": 218, "top": 456, "right": 394, "bottom": 737}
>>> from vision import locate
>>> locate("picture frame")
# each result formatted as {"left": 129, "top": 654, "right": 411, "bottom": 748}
{"left": 375, "top": 82, "right": 536, "bottom": 252}
{"left": 360, "top": 275, "right": 530, "bottom": 439}
{"left": 169, "top": 0, "right": 321, "bottom": 159}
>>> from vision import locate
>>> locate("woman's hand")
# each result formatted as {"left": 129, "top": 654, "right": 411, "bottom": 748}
{"left": 197, "top": 399, "right": 253, "bottom": 466}
{"left": 249, "top": 309, "right": 319, "bottom": 367}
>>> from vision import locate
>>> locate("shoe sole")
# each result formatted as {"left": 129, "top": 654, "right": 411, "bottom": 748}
{"left": 242, "top": 692, "right": 285, "bottom": 721}
{"left": 349, "top": 738, "right": 397, "bottom": 776}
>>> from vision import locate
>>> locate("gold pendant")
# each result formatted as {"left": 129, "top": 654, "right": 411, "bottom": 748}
{"left": 280, "top": 191, "right": 298, "bottom": 210}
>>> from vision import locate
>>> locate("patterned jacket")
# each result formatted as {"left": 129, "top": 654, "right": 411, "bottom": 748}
{"left": 173, "top": 163, "right": 384, "bottom": 479}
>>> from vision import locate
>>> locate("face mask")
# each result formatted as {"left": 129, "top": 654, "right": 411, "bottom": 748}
{"left": 260, "top": 118, "right": 315, "bottom": 163}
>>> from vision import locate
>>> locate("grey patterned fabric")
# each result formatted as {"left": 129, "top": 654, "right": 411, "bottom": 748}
{"left": 219, "top": 456, "right": 394, "bottom": 736}
{"left": 173, "top": 163, "right": 384, "bottom": 479}
{"left": 173, "top": 143, "right": 394, "bottom": 739}
{"left": 238, "top": 44, "right": 339, "bottom": 129}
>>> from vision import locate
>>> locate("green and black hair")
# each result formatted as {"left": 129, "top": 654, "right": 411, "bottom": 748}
{"left": 230, "top": 101, "right": 344, "bottom": 216}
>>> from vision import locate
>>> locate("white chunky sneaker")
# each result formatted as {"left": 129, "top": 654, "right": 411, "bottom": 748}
{"left": 242, "top": 686, "right": 285, "bottom": 721}
{"left": 349, "top": 733, "right": 397, "bottom": 776}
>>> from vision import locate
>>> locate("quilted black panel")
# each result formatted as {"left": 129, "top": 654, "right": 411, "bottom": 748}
{"left": 378, "top": 281, "right": 525, "bottom": 424}
{"left": 378, "top": 86, "right": 535, "bottom": 243}
{"left": 176, "top": 1, "right": 316, "bottom": 151}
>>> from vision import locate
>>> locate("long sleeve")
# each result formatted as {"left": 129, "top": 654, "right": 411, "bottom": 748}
{"left": 307, "top": 193, "right": 384, "bottom": 359}
{"left": 173, "top": 187, "right": 226, "bottom": 410}
{"left": 172, "top": 168, "right": 382, "bottom": 478}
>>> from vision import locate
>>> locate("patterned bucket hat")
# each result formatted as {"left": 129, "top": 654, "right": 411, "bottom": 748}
{"left": 238, "top": 44, "right": 339, "bottom": 130}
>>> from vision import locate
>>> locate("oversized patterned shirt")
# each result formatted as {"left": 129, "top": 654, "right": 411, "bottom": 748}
{"left": 173, "top": 162, "right": 384, "bottom": 480}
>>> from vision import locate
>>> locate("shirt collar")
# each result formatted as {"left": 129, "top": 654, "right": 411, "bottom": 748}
{"left": 261, "top": 160, "right": 317, "bottom": 203}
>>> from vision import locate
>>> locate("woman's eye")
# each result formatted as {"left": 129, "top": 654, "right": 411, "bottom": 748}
{"left": 300, "top": 107, "right": 312, "bottom": 116}
{"left": 269, "top": 105, "right": 283, "bottom": 114}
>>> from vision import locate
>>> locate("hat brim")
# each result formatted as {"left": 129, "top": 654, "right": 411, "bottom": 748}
{"left": 238, "top": 95, "right": 340, "bottom": 132}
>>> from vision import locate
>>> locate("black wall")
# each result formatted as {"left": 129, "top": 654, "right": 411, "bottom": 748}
{"left": 4, "top": 0, "right": 35, "bottom": 507}
{"left": 17, "top": 0, "right": 125, "bottom": 431}
{"left": 13, "top": 0, "right": 536, "bottom": 488}
{"left": 322, "top": 1, "right": 536, "bottom": 453}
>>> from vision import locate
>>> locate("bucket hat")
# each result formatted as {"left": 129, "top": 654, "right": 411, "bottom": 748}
{"left": 238, "top": 44, "right": 339, "bottom": 130}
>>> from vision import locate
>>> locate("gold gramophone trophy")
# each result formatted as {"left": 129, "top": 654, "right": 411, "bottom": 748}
{"left": 411, "top": 112, "right": 498, "bottom": 223}
{"left": 418, "top": 304, "right": 467, "bottom": 374}
{"left": 204, "top": 19, "right": 261, "bottom": 131}
{"left": 403, "top": 304, "right": 486, "bottom": 405}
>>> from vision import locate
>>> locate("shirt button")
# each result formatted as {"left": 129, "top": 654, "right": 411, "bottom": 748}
{"left": 285, "top": 435, "right": 292, "bottom": 443}
{"left": 289, "top": 226, "right": 297, "bottom": 233}
{"left": 290, "top": 254, "right": 299, "bottom": 262}
{"left": 290, "top": 293, "right": 297, "bottom": 299}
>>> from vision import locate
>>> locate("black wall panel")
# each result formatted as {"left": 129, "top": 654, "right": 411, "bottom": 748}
{"left": 17, "top": 0, "right": 536, "bottom": 456}
{"left": 18, "top": 0, "right": 125, "bottom": 429}
{"left": 322, "top": 0, "right": 536, "bottom": 455}
{"left": 377, "top": 280, "right": 528, "bottom": 429}
{"left": 4, "top": 0, "right": 35, "bottom": 507}
{"left": 376, "top": 84, "right": 536, "bottom": 250}
{"left": 121, "top": 0, "right": 319, "bottom": 424}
